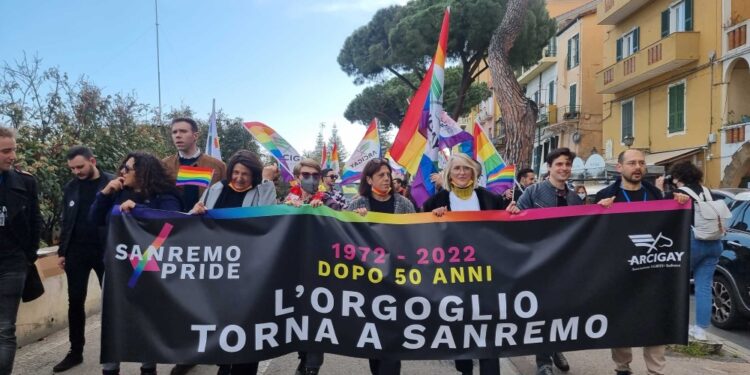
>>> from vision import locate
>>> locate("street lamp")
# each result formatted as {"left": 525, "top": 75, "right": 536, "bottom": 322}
{"left": 623, "top": 135, "right": 634, "bottom": 148}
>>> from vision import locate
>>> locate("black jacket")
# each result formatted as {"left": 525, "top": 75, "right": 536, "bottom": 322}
{"left": 422, "top": 187, "right": 504, "bottom": 212}
{"left": 3, "top": 168, "right": 41, "bottom": 263}
{"left": 594, "top": 177, "right": 665, "bottom": 203}
{"left": 58, "top": 169, "right": 114, "bottom": 257}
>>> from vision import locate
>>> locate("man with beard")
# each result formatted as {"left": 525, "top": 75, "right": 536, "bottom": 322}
{"left": 53, "top": 146, "right": 113, "bottom": 372}
{"left": 595, "top": 148, "right": 688, "bottom": 375}
{"left": 506, "top": 148, "right": 579, "bottom": 375}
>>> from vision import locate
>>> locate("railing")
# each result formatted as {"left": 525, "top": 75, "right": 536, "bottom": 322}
{"left": 726, "top": 19, "right": 750, "bottom": 52}
{"left": 559, "top": 105, "right": 581, "bottom": 121}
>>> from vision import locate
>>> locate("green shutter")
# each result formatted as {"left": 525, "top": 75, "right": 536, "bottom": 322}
{"left": 684, "top": 0, "right": 693, "bottom": 31}
{"left": 622, "top": 101, "right": 633, "bottom": 140}
{"left": 661, "top": 10, "right": 670, "bottom": 37}
{"left": 574, "top": 35, "right": 580, "bottom": 66}
{"left": 567, "top": 38, "right": 572, "bottom": 69}
{"left": 616, "top": 38, "right": 623, "bottom": 61}
{"left": 569, "top": 84, "right": 577, "bottom": 111}
{"left": 633, "top": 28, "right": 640, "bottom": 51}
{"left": 668, "top": 84, "right": 685, "bottom": 133}
{"left": 548, "top": 80, "right": 555, "bottom": 104}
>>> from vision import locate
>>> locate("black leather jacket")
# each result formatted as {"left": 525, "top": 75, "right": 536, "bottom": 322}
{"left": 57, "top": 169, "right": 113, "bottom": 257}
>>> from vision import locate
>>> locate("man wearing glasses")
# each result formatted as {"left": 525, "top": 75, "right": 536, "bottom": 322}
{"left": 321, "top": 168, "right": 347, "bottom": 210}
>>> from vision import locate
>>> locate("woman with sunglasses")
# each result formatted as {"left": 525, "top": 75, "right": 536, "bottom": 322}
{"left": 350, "top": 158, "right": 415, "bottom": 375}
{"left": 88, "top": 151, "right": 181, "bottom": 375}
{"left": 422, "top": 153, "right": 504, "bottom": 375}
{"left": 285, "top": 158, "right": 326, "bottom": 209}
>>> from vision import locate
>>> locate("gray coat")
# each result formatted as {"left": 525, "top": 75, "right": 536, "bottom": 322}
{"left": 348, "top": 194, "right": 416, "bottom": 214}
{"left": 516, "top": 180, "right": 583, "bottom": 210}
{"left": 200, "top": 180, "right": 277, "bottom": 209}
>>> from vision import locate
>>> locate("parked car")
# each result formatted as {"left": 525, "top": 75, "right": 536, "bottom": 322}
{"left": 711, "top": 199, "right": 750, "bottom": 329}
{"left": 711, "top": 188, "right": 750, "bottom": 210}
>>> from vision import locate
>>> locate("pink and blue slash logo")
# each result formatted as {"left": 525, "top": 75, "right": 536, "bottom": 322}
{"left": 127, "top": 223, "right": 174, "bottom": 288}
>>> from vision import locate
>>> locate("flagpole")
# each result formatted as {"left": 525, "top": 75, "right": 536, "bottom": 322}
{"left": 154, "top": 0, "right": 163, "bottom": 125}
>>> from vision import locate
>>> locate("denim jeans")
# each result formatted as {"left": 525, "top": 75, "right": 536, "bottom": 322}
{"left": 0, "top": 267, "right": 27, "bottom": 375}
{"left": 690, "top": 234, "right": 722, "bottom": 328}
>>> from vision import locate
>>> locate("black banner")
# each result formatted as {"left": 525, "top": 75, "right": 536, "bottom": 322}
{"left": 101, "top": 201, "right": 691, "bottom": 363}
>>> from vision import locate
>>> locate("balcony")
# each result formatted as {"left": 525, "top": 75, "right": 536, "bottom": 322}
{"left": 597, "top": 32, "right": 700, "bottom": 94}
{"left": 597, "top": 0, "right": 650, "bottom": 25}
{"left": 517, "top": 45, "right": 557, "bottom": 85}
{"left": 725, "top": 19, "right": 750, "bottom": 54}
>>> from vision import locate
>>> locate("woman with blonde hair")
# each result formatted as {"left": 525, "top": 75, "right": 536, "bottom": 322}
{"left": 422, "top": 153, "right": 504, "bottom": 375}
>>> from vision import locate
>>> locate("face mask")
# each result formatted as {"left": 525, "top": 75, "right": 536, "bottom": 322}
{"left": 577, "top": 193, "right": 586, "bottom": 200}
{"left": 300, "top": 177, "right": 319, "bottom": 194}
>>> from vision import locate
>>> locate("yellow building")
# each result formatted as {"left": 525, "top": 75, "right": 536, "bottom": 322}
{"left": 462, "top": 0, "right": 596, "bottom": 158}
{"left": 596, "top": 0, "right": 724, "bottom": 186}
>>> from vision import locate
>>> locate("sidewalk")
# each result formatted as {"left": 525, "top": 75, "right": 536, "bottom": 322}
{"left": 13, "top": 313, "right": 750, "bottom": 374}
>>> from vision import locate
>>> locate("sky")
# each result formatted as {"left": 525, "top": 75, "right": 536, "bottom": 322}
{"left": 0, "top": 0, "right": 408, "bottom": 154}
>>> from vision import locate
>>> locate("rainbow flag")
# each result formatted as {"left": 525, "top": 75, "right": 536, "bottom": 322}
{"left": 341, "top": 118, "right": 381, "bottom": 185}
{"left": 244, "top": 122, "right": 301, "bottom": 182}
{"left": 470, "top": 119, "right": 512, "bottom": 194}
{"left": 388, "top": 7, "right": 450, "bottom": 207}
{"left": 176, "top": 166, "right": 214, "bottom": 188}
{"left": 329, "top": 142, "right": 340, "bottom": 173}
{"left": 320, "top": 143, "right": 328, "bottom": 168}
{"left": 204, "top": 99, "right": 222, "bottom": 161}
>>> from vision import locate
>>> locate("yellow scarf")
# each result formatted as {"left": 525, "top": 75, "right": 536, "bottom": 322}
{"left": 229, "top": 182, "right": 252, "bottom": 193}
{"left": 450, "top": 180, "right": 475, "bottom": 200}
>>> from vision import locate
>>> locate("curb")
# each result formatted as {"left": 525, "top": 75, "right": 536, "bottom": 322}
{"left": 703, "top": 331, "right": 750, "bottom": 362}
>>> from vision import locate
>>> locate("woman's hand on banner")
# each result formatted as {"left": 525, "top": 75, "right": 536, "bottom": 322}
{"left": 120, "top": 199, "right": 137, "bottom": 213}
{"left": 191, "top": 202, "right": 207, "bottom": 215}
{"left": 505, "top": 201, "right": 520, "bottom": 214}
{"left": 354, "top": 207, "right": 368, "bottom": 216}
{"left": 310, "top": 199, "right": 324, "bottom": 208}
{"left": 432, "top": 206, "right": 448, "bottom": 217}
{"left": 598, "top": 196, "right": 616, "bottom": 208}
{"left": 673, "top": 192, "right": 689, "bottom": 205}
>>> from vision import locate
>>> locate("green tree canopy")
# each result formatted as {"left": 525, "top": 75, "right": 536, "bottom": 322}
{"left": 338, "top": 0, "right": 555, "bottom": 122}
{"left": 344, "top": 66, "right": 491, "bottom": 130}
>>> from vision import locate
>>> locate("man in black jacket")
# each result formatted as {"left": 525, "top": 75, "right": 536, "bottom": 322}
{"left": 53, "top": 146, "right": 113, "bottom": 372}
{"left": 0, "top": 127, "right": 41, "bottom": 375}
{"left": 595, "top": 149, "right": 688, "bottom": 375}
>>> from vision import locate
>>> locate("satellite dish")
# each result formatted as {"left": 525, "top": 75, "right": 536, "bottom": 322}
{"left": 571, "top": 131, "right": 581, "bottom": 144}
{"left": 571, "top": 157, "right": 585, "bottom": 179}
{"left": 584, "top": 154, "right": 606, "bottom": 178}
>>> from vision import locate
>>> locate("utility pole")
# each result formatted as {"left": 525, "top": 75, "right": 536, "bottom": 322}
{"left": 155, "top": 0, "right": 163, "bottom": 125}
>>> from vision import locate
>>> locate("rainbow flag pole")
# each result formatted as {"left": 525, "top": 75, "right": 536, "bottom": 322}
{"left": 388, "top": 7, "right": 451, "bottom": 207}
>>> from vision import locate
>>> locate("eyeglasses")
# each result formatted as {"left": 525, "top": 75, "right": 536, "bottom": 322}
{"left": 327, "top": 174, "right": 339, "bottom": 180}
{"left": 300, "top": 172, "right": 320, "bottom": 179}
{"left": 120, "top": 164, "right": 134, "bottom": 174}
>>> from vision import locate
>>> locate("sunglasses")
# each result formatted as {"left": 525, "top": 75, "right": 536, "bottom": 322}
{"left": 120, "top": 164, "right": 134, "bottom": 174}
{"left": 326, "top": 174, "right": 339, "bottom": 179}
{"left": 300, "top": 172, "right": 320, "bottom": 179}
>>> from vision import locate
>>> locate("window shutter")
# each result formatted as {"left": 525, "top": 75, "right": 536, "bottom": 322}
{"left": 548, "top": 80, "right": 555, "bottom": 104}
{"left": 661, "top": 10, "right": 670, "bottom": 37}
{"left": 684, "top": 0, "right": 693, "bottom": 31}
{"left": 567, "top": 38, "right": 572, "bottom": 69}
{"left": 574, "top": 36, "right": 580, "bottom": 66}
{"left": 676, "top": 84, "right": 685, "bottom": 131}
{"left": 633, "top": 28, "right": 640, "bottom": 51}
{"left": 616, "top": 38, "right": 623, "bottom": 61}
{"left": 569, "top": 84, "right": 577, "bottom": 110}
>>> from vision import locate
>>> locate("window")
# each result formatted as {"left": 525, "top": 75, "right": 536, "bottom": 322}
{"left": 567, "top": 34, "right": 579, "bottom": 69}
{"left": 668, "top": 81, "right": 685, "bottom": 133}
{"left": 661, "top": 0, "right": 693, "bottom": 37}
{"left": 548, "top": 80, "right": 555, "bottom": 105}
{"left": 616, "top": 28, "right": 640, "bottom": 61}
{"left": 569, "top": 84, "right": 577, "bottom": 111}
{"left": 621, "top": 99, "right": 634, "bottom": 142}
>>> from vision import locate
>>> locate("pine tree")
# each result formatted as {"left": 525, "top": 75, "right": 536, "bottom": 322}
{"left": 327, "top": 123, "right": 349, "bottom": 165}
{"left": 312, "top": 123, "right": 326, "bottom": 163}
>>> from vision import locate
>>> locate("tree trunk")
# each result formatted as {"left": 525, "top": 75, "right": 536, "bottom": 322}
{"left": 487, "top": 0, "right": 537, "bottom": 168}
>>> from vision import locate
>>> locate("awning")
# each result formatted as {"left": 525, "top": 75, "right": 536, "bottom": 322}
{"left": 645, "top": 147, "right": 702, "bottom": 165}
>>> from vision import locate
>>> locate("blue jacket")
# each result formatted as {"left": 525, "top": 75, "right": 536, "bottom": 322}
{"left": 89, "top": 189, "right": 182, "bottom": 226}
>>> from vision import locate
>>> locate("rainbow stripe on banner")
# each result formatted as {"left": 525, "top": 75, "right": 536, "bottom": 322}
{"left": 176, "top": 166, "right": 213, "bottom": 188}
{"left": 388, "top": 8, "right": 450, "bottom": 207}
